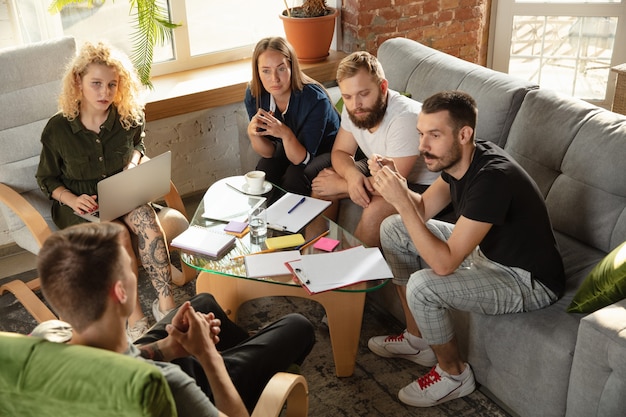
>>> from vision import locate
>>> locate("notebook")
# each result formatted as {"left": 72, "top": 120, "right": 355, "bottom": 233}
{"left": 171, "top": 225, "right": 236, "bottom": 258}
{"left": 75, "top": 151, "right": 172, "bottom": 223}
{"left": 266, "top": 193, "right": 331, "bottom": 233}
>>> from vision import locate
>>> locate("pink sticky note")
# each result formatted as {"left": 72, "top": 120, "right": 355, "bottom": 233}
{"left": 313, "top": 237, "right": 340, "bottom": 252}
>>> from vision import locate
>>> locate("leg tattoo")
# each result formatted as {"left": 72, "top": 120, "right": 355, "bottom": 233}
{"left": 126, "top": 205, "right": 173, "bottom": 299}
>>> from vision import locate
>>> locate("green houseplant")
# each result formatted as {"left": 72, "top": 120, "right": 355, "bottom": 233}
{"left": 48, "top": 0, "right": 178, "bottom": 87}
{"left": 280, "top": 0, "right": 338, "bottom": 63}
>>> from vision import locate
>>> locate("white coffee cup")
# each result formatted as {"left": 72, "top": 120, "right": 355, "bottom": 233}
{"left": 245, "top": 170, "right": 265, "bottom": 193}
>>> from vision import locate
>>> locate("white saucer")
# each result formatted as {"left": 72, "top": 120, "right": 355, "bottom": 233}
{"left": 243, "top": 181, "right": 272, "bottom": 195}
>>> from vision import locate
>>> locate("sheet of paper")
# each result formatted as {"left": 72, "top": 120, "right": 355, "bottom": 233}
{"left": 287, "top": 246, "right": 393, "bottom": 293}
{"left": 245, "top": 250, "right": 302, "bottom": 278}
{"left": 266, "top": 193, "right": 331, "bottom": 233}
{"left": 202, "top": 185, "right": 265, "bottom": 222}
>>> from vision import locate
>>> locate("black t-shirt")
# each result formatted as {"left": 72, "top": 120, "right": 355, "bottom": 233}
{"left": 442, "top": 140, "right": 565, "bottom": 296}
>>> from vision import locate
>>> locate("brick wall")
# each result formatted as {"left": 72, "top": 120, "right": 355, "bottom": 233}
{"left": 340, "top": 0, "right": 491, "bottom": 65}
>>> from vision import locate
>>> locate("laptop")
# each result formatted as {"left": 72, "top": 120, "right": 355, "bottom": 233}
{"left": 76, "top": 151, "right": 172, "bottom": 223}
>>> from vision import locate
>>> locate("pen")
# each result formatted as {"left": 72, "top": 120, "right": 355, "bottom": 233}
{"left": 287, "top": 197, "right": 306, "bottom": 214}
{"left": 297, "top": 230, "right": 330, "bottom": 251}
{"left": 232, "top": 248, "right": 277, "bottom": 260}
{"left": 225, "top": 182, "right": 245, "bottom": 194}
{"left": 267, "top": 223, "right": 287, "bottom": 231}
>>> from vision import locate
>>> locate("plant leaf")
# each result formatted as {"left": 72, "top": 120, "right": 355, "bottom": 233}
{"left": 49, "top": 0, "right": 179, "bottom": 87}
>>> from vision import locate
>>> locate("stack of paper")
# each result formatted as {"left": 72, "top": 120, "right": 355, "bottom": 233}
{"left": 286, "top": 246, "right": 393, "bottom": 294}
{"left": 171, "top": 225, "right": 236, "bottom": 258}
{"left": 244, "top": 250, "right": 302, "bottom": 278}
{"left": 202, "top": 187, "right": 265, "bottom": 222}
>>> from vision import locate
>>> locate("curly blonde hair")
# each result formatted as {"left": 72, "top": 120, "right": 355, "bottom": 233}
{"left": 58, "top": 41, "right": 144, "bottom": 130}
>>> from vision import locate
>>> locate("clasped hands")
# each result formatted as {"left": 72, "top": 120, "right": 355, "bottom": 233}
{"left": 249, "top": 109, "right": 287, "bottom": 139}
{"left": 161, "top": 301, "right": 223, "bottom": 360}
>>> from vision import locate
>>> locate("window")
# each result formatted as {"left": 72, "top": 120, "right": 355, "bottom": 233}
{"left": 489, "top": 0, "right": 626, "bottom": 108}
{"left": 2, "top": 0, "right": 340, "bottom": 77}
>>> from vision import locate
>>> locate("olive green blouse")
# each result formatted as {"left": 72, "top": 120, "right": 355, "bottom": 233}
{"left": 36, "top": 105, "right": 146, "bottom": 228}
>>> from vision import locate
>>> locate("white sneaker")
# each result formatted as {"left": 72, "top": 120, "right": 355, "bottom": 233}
{"left": 368, "top": 330, "right": 437, "bottom": 366}
{"left": 30, "top": 320, "right": 73, "bottom": 343}
{"left": 398, "top": 363, "right": 476, "bottom": 407}
{"left": 126, "top": 317, "right": 150, "bottom": 342}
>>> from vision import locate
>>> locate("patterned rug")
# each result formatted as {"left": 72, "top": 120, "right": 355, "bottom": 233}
{"left": 0, "top": 254, "right": 509, "bottom": 417}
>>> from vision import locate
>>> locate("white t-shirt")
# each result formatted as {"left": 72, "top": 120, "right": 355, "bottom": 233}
{"left": 340, "top": 90, "right": 439, "bottom": 185}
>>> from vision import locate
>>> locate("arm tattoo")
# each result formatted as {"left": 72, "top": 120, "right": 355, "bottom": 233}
{"left": 138, "top": 342, "right": 165, "bottom": 361}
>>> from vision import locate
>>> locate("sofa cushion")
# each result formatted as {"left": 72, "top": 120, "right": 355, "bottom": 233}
{"left": 567, "top": 241, "right": 626, "bottom": 313}
{"left": 377, "top": 38, "right": 538, "bottom": 148}
{"left": 0, "top": 37, "right": 75, "bottom": 253}
{"left": 505, "top": 89, "right": 626, "bottom": 255}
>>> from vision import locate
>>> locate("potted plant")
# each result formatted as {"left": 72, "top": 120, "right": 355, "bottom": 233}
{"left": 280, "top": 0, "right": 339, "bottom": 63}
{"left": 48, "top": 0, "right": 178, "bottom": 87}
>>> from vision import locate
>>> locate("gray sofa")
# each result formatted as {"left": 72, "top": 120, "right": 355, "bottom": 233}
{"left": 336, "top": 38, "right": 626, "bottom": 417}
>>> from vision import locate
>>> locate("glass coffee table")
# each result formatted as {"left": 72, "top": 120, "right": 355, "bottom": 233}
{"left": 181, "top": 176, "right": 389, "bottom": 377}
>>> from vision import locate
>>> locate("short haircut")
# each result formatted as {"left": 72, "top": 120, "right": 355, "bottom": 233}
{"left": 336, "top": 51, "right": 385, "bottom": 85}
{"left": 38, "top": 222, "right": 126, "bottom": 332}
{"left": 421, "top": 90, "right": 477, "bottom": 137}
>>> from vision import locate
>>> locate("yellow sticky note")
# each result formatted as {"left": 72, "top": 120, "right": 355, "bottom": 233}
{"left": 265, "top": 234, "right": 305, "bottom": 250}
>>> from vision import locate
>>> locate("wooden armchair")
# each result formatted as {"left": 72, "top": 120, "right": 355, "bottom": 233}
{"left": 0, "top": 331, "right": 309, "bottom": 416}
{"left": 0, "top": 37, "right": 195, "bottom": 324}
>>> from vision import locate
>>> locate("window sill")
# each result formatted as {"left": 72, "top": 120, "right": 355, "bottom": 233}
{"left": 145, "top": 50, "right": 347, "bottom": 122}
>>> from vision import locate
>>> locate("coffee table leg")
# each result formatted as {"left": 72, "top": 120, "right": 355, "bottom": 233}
{"left": 196, "top": 271, "right": 243, "bottom": 319}
{"left": 315, "top": 291, "right": 366, "bottom": 377}
{"left": 196, "top": 271, "right": 366, "bottom": 377}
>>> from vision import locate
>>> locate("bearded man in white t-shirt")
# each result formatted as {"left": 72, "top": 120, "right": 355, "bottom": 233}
{"left": 311, "top": 51, "right": 438, "bottom": 247}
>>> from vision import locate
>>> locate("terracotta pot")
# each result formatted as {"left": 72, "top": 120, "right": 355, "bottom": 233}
{"left": 280, "top": 7, "right": 338, "bottom": 63}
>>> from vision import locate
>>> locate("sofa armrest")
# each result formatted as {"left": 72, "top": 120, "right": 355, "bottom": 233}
{"left": 0, "top": 183, "right": 51, "bottom": 249}
{"left": 566, "top": 299, "right": 626, "bottom": 417}
{"left": 251, "top": 372, "right": 308, "bottom": 417}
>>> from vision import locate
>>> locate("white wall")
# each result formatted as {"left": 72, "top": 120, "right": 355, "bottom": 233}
{"left": 144, "top": 101, "right": 257, "bottom": 197}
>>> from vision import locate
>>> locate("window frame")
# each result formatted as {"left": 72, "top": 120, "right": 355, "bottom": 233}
{"left": 150, "top": 0, "right": 341, "bottom": 77}
{"left": 488, "top": 0, "right": 626, "bottom": 108}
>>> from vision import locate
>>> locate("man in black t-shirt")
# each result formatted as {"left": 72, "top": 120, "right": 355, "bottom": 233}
{"left": 366, "top": 91, "right": 564, "bottom": 408}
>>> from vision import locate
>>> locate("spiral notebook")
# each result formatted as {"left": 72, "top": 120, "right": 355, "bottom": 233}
{"left": 171, "top": 225, "right": 236, "bottom": 258}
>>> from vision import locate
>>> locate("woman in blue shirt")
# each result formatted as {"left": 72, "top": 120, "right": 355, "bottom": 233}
{"left": 245, "top": 37, "right": 340, "bottom": 195}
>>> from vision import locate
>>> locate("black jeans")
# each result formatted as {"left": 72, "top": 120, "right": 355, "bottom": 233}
{"left": 256, "top": 141, "right": 332, "bottom": 196}
{"left": 135, "top": 293, "right": 315, "bottom": 412}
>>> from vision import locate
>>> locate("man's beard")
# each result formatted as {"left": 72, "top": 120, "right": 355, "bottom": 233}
{"left": 422, "top": 140, "right": 463, "bottom": 173}
{"left": 347, "top": 92, "right": 387, "bottom": 130}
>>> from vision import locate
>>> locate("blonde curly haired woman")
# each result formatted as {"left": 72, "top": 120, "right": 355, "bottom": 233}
{"left": 36, "top": 41, "right": 176, "bottom": 340}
